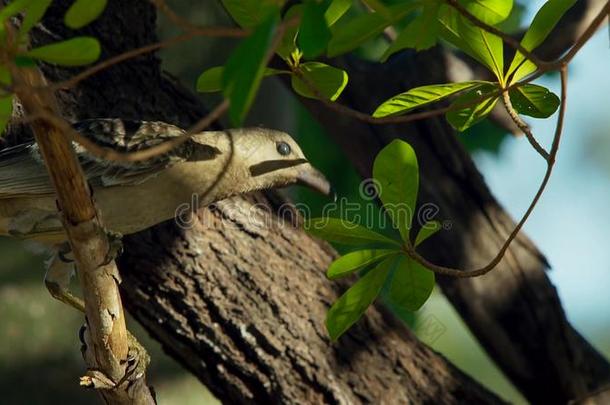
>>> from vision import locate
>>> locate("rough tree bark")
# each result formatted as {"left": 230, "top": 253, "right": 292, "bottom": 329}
{"left": 6, "top": 0, "right": 608, "bottom": 404}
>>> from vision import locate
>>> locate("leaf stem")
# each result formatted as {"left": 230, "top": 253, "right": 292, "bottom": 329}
{"left": 501, "top": 89, "right": 550, "bottom": 161}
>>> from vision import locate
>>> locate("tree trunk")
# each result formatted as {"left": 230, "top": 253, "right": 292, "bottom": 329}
{"left": 7, "top": 0, "right": 608, "bottom": 404}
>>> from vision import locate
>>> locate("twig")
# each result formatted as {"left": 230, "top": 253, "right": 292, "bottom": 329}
{"left": 51, "top": 32, "right": 197, "bottom": 91}
{"left": 404, "top": 65, "right": 569, "bottom": 278}
{"left": 501, "top": 89, "right": 550, "bottom": 161}
{"left": 149, "top": 0, "right": 247, "bottom": 37}
{"left": 38, "top": 99, "right": 229, "bottom": 162}
{"left": 559, "top": 0, "right": 610, "bottom": 64}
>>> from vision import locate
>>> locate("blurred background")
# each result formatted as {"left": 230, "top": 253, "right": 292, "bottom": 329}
{"left": 1, "top": 1, "right": 609, "bottom": 403}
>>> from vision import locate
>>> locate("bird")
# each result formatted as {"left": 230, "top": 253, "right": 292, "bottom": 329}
{"left": 0, "top": 118, "right": 333, "bottom": 310}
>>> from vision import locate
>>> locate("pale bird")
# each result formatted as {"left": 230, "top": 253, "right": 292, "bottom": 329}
{"left": 0, "top": 119, "right": 332, "bottom": 310}
{"left": 0, "top": 119, "right": 332, "bottom": 243}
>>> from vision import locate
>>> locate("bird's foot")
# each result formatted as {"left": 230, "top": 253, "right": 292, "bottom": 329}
{"left": 79, "top": 324, "right": 151, "bottom": 390}
{"left": 44, "top": 243, "right": 85, "bottom": 313}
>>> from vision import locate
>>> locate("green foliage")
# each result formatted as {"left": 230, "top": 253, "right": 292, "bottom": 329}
{"left": 0, "top": 0, "right": 30, "bottom": 23}
{"left": 306, "top": 217, "right": 400, "bottom": 246}
{"left": 220, "top": 0, "right": 284, "bottom": 28}
{"left": 64, "top": 0, "right": 107, "bottom": 29}
{"left": 414, "top": 221, "right": 441, "bottom": 247}
{"left": 327, "top": 1, "right": 421, "bottom": 57}
{"left": 291, "top": 62, "right": 348, "bottom": 101}
{"left": 25, "top": 37, "right": 101, "bottom": 66}
{"left": 309, "top": 140, "right": 440, "bottom": 340}
{"left": 382, "top": 1, "right": 441, "bottom": 60}
{"left": 196, "top": 66, "right": 287, "bottom": 93}
{"left": 458, "top": 0, "right": 512, "bottom": 24}
{"left": 327, "top": 249, "right": 398, "bottom": 280}
{"left": 324, "top": 0, "right": 351, "bottom": 26}
{"left": 19, "top": 0, "right": 52, "bottom": 39}
{"left": 0, "top": 0, "right": 101, "bottom": 134}
{"left": 298, "top": 1, "right": 331, "bottom": 58}
{"left": 446, "top": 82, "right": 499, "bottom": 131}
{"left": 386, "top": 255, "right": 434, "bottom": 313}
{"left": 326, "top": 255, "right": 395, "bottom": 341}
{"left": 222, "top": 13, "right": 279, "bottom": 125}
{"left": 507, "top": 0, "right": 577, "bottom": 83}
{"left": 440, "top": 8, "right": 504, "bottom": 83}
{"left": 277, "top": 4, "right": 302, "bottom": 59}
{"left": 373, "top": 81, "right": 487, "bottom": 117}
{"left": 509, "top": 84, "right": 560, "bottom": 118}
{"left": 373, "top": 139, "right": 418, "bottom": 241}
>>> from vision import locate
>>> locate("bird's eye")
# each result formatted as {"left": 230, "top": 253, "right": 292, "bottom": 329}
{"left": 276, "top": 141, "right": 291, "bottom": 156}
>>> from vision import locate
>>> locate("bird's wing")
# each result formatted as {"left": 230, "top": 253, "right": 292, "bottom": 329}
{"left": 0, "top": 142, "right": 54, "bottom": 197}
{"left": 0, "top": 119, "right": 216, "bottom": 198}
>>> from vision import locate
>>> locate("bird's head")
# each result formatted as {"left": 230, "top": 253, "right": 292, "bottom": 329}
{"left": 191, "top": 127, "right": 333, "bottom": 198}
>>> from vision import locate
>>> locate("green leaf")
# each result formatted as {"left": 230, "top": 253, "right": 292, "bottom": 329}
{"left": 381, "top": 2, "right": 441, "bottom": 60}
{"left": 0, "top": 0, "right": 30, "bottom": 23}
{"left": 458, "top": 0, "right": 513, "bottom": 24}
{"left": 327, "top": 1, "right": 420, "bottom": 57}
{"left": 439, "top": 7, "right": 504, "bottom": 82}
{"left": 0, "top": 94, "right": 14, "bottom": 137}
{"left": 25, "top": 37, "right": 101, "bottom": 66}
{"left": 221, "top": 0, "right": 281, "bottom": 28}
{"left": 291, "top": 62, "right": 348, "bottom": 101}
{"left": 277, "top": 4, "right": 302, "bottom": 59}
{"left": 507, "top": 0, "right": 577, "bottom": 83}
{"left": 0, "top": 66, "right": 11, "bottom": 86}
{"left": 64, "top": 0, "right": 107, "bottom": 29}
{"left": 509, "top": 84, "right": 560, "bottom": 118}
{"left": 197, "top": 66, "right": 286, "bottom": 93}
{"left": 298, "top": 1, "right": 331, "bottom": 58}
{"left": 19, "top": 0, "right": 52, "bottom": 38}
{"left": 13, "top": 55, "right": 36, "bottom": 67}
{"left": 306, "top": 217, "right": 401, "bottom": 247}
{"left": 386, "top": 255, "right": 434, "bottom": 312}
{"left": 223, "top": 13, "right": 278, "bottom": 126}
{"left": 325, "top": 0, "right": 351, "bottom": 26}
{"left": 457, "top": 16, "right": 504, "bottom": 81}
{"left": 446, "top": 83, "right": 499, "bottom": 131}
{"left": 327, "top": 249, "right": 399, "bottom": 280}
{"left": 373, "top": 139, "right": 419, "bottom": 242}
{"left": 373, "top": 81, "right": 488, "bottom": 117}
{"left": 326, "top": 255, "right": 396, "bottom": 340}
{"left": 415, "top": 221, "right": 441, "bottom": 247}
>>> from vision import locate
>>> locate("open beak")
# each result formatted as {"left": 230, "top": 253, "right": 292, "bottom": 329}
{"left": 296, "top": 164, "right": 336, "bottom": 201}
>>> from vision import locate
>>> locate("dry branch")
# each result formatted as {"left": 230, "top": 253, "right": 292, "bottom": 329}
{"left": 7, "top": 62, "right": 155, "bottom": 405}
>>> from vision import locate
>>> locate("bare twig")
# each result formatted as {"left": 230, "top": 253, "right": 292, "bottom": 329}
{"left": 501, "top": 89, "right": 550, "bottom": 161}
{"left": 51, "top": 32, "right": 197, "bottom": 91}
{"left": 37, "top": 99, "right": 229, "bottom": 163}
{"left": 559, "top": 0, "right": 610, "bottom": 64}
{"left": 149, "top": 0, "right": 248, "bottom": 37}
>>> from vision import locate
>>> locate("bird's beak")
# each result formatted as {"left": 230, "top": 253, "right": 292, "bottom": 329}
{"left": 296, "top": 164, "right": 335, "bottom": 200}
